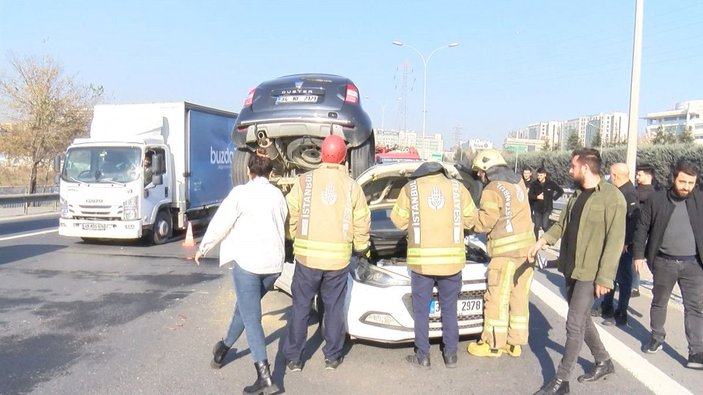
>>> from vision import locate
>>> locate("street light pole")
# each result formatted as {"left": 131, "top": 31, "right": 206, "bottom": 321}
{"left": 392, "top": 40, "right": 460, "bottom": 140}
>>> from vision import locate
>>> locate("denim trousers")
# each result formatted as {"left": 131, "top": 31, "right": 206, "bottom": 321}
{"left": 556, "top": 279, "right": 610, "bottom": 380}
{"left": 410, "top": 270, "right": 462, "bottom": 356}
{"left": 533, "top": 211, "right": 551, "bottom": 241}
{"left": 223, "top": 263, "right": 279, "bottom": 362}
{"left": 650, "top": 256, "right": 703, "bottom": 354}
{"left": 602, "top": 249, "right": 634, "bottom": 314}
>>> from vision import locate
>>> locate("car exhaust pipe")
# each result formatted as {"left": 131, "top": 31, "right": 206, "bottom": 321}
{"left": 257, "top": 137, "right": 280, "bottom": 160}
{"left": 256, "top": 130, "right": 268, "bottom": 141}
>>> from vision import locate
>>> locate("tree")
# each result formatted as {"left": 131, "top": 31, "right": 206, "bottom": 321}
{"left": 542, "top": 138, "right": 551, "bottom": 151}
{"left": 453, "top": 146, "right": 463, "bottom": 162}
{"left": 565, "top": 129, "right": 582, "bottom": 150}
{"left": 678, "top": 126, "right": 695, "bottom": 144}
{"left": 590, "top": 130, "right": 602, "bottom": 149}
{"left": 652, "top": 125, "right": 668, "bottom": 145}
{"left": 0, "top": 54, "right": 103, "bottom": 193}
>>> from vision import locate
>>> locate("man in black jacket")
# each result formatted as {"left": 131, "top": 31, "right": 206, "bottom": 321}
{"left": 632, "top": 163, "right": 658, "bottom": 297}
{"left": 633, "top": 160, "right": 703, "bottom": 370}
{"left": 600, "top": 163, "right": 639, "bottom": 326}
{"left": 528, "top": 168, "right": 564, "bottom": 241}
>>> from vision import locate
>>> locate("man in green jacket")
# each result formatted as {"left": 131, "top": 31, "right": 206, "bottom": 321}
{"left": 528, "top": 148, "right": 626, "bottom": 395}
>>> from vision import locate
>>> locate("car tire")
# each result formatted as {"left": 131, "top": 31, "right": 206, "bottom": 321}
{"left": 231, "top": 149, "right": 251, "bottom": 187}
{"left": 350, "top": 134, "right": 375, "bottom": 179}
{"left": 150, "top": 210, "right": 172, "bottom": 245}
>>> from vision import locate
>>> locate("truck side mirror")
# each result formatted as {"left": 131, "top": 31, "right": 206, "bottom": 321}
{"left": 152, "top": 153, "right": 164, "bottom": 174}
{"left": 53, "top": 154, "right": 62, "bottom": 173}
{"left": 151, "top": 174, "right": 163, "bottom": 186}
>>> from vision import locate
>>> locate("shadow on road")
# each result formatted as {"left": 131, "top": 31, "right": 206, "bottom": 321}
{"left": 0, "top": 244, "right": 66, "bottom": 266}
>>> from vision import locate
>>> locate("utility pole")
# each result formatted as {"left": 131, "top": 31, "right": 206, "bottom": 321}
{"left": 626, "top": 0, "right": 644, "bottom": 183}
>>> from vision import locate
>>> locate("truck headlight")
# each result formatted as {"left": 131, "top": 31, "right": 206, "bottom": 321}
{"left": 351, "top": 258, "right": 410, "bottom": 287}
{"left": 60, "top": 197, "right": 71, "bottom": 219}
{"left": 123, "top": 196, "right": 139, "bottom": 220}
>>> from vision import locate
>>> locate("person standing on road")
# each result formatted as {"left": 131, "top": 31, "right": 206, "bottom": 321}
{"left": 528, "top": 148, "right": 626, "bottom": 395}
{"left": 632, "top": 160, "right": 703, "bottom": 370}
{"left": 631, "top": 163, "right": 658, "bottom": 298}
{"left": 282, "top": 135, "right": 371, "bottom": 372}
{"left": 390, "top": 162, "right": 477, "bottom": 368}
{"left": 528, "top": 168, "right": 564, "bottom": 241}
{"left": 194, "top": 152, "right": 288, "bottom": 395}
{"left": 598, "top": 163, "right": 639, "bottom": 326}
{"left": 466, "top": 149, "right": 535, "bottom": 358}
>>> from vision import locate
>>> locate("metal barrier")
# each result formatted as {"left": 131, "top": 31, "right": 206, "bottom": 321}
{"left": 0, "top": 193, "right": 59, "bottom": 214}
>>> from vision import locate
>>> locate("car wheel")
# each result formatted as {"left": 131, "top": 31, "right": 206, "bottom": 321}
{"left": 350, "top": 134, "right": 375, "bottom": 178}
{"left": 231, "top": 149, "right": 251, "bottom": 187}
{"left": 151, "top": 210, "right": 172, "bottom": 245}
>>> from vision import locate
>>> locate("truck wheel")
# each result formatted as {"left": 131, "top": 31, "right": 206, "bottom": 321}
{"left": 151, "top": 210, "right": 172, "bottom": 245}
{"left": 231, "top": 149, "right": 251, "bottom": 187}
{"left": 350, "top": 134, "right": 375, "bottom": 178}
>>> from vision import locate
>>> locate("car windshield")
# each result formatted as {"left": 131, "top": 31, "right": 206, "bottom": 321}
{"left": 62, "top": 147, "right": 142, "bottom": 184}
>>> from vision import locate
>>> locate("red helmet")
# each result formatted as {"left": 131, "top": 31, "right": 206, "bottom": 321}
{"left": 320, "top": 135, "right": 347, "bottom": 164}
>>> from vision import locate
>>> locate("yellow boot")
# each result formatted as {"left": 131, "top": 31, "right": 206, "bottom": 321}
{"left": 467, "top": 341, "right": 503, "bottom": 357}
{"left": 504, "top": 344, "right": 522, "bottom": 357}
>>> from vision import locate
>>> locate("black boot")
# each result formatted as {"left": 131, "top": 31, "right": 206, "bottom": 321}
{"left": 578, "top": 359, "right": 614, "bottom": 382}
{"left": 243, "top": 360, "right": 278, "bottom": 395}
{"left": 533, "top": 378, "right": 569, "bottom": 395}
{"left": 211, "top": 340, "right": 231, "bottom": 369}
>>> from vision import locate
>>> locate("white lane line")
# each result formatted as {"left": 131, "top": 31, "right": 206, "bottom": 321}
{"left": 0, "top": 229, "right": 57, "bottom": 241}
{"left": 531, "top": 280, "right": 693, "bottom": 395}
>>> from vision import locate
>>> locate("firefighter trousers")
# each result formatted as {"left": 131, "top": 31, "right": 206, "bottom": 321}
{"left": 481, "top": 257, "right": 534, "bottom": 348}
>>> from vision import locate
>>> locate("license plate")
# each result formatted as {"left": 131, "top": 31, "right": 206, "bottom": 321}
{"left": 82, "top": 223, "right": 106, "bottom": 230}
{"left": 429, "top": 298, "right": 483, "bottom": 318}
{"left": 276, "top": 95, "right": 318, "bottom": 104}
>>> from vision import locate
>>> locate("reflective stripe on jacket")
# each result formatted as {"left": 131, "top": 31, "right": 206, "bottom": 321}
{"left": 286, "top": 163, "right": 370, "bottom": 270}
{"left": 474, "top": 180, "right": 535, "bottom": 258}
{"left": 391, "top": 173, "right": 477, "bottom": 275}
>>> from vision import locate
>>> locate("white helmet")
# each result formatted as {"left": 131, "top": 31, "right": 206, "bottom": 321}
{"left": 472, "top": 149, "right": 507, "bottom": 172}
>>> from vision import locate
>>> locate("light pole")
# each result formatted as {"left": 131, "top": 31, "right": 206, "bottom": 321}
{"left": 392, "top": 40, "right": 460, "bottom": 139}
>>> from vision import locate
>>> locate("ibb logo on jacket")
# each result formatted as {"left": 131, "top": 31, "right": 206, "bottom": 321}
{"left": 210, "top": 146, "right": 234, "bottom": 165}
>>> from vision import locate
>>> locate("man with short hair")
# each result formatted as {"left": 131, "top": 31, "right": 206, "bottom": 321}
{"left": 600, "top": 163, "right": 639, "bottom": 326}
{"left": 632, "top": 163, "right": 658, "bottom": 297}
{"left": 528, "top": 168, "right": 564, "bottom": 241}
{"left": 528, "top": 148, "right": 626, "bottom": 394}
{"left": 633, "top": 160, "right": 703, "bottom": 370}
{"left": 523, "top": 167, "right": 534, "bottom": 186}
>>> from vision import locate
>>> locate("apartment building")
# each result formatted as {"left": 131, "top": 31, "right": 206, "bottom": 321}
{"left": 644, "top": 100, "right": 703, "bottom": 142}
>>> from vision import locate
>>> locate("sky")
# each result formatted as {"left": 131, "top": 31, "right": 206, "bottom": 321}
{"left": 1, "top": 0, "right": 702, "bottom": 148}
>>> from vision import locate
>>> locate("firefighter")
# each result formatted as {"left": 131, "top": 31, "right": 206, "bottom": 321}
{"left": 391, "top": 162, "right": 477, "bottom": 368}
{"left": 282, "top": 135, "right": 371, "bottom": 371}
{"left": 467, "top": 149, "right": 535, "bottom": 358}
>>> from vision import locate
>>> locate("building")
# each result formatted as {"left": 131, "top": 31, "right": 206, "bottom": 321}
{"left": 511, "top": 112, "right": 628, "bottom": 150}
{"left": 644, "top": 100, "right": 703, "bottom": 142}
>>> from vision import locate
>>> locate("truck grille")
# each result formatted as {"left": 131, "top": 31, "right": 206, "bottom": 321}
{"left": 68, "top": 204, "right": 123, "bottom": 220}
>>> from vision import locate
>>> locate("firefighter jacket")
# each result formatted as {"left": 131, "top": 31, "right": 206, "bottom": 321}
{"left": 391, "top": 173, "right": 477, "bottom": 276}
{"left": 474, "top": 178, "right": 535, "bottom": 259}
{"left": 286, "top": 163, "right": 371, "bottom": 271}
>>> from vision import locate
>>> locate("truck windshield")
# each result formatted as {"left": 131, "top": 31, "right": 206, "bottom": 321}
{"left": 62, "top": 147, "right": 142, "bottom": 184}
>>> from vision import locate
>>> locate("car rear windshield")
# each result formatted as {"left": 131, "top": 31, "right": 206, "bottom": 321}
{"left": 252, "top": 76, "right": 348, "bottom": 112}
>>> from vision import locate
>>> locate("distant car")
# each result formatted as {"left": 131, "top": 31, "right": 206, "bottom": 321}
{"left": 275, "top": 160, "right": 489, "bottom": 343}
{"left": 231, "top": 73, "right": 375, "bottom": 188}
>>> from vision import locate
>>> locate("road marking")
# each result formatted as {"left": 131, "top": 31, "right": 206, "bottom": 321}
{"left": 531, "top": 280, "right": 693, "bottom": 395}
{"left": 0, "top": 229, "right": 57, "bottom": 241}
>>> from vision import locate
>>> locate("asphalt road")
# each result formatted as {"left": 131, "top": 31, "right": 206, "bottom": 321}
{"left": 0, "top": 213, "right": 699, "bottom": 394}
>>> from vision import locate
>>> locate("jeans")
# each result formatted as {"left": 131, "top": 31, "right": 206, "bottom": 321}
{"left": 556, "top": 279, "right": 610, "bottom": 380}
{"left": 223, "top": 263, "right": 279, "bottom": 362}
{"left": 602, "top": 249, "right": 633, "bottom": 315}
{"left": 410, "top": 270, "right": 462, "bottom": 356}
{"left": 533, "top": 211, "right": 551, "bottom": 241}
{"left": 283, "top": 262, "right": 349, "bottom": 362}
{"left": 650, "top": 256, "right": 703, "bottom": 354}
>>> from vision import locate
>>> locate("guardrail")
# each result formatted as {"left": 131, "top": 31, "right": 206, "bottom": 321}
{"left": 0, "top": 193, "right": 59, "bottom": 214}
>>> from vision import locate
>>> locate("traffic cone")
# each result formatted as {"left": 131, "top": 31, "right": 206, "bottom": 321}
{"left": 182, "top": 221, "right": 195, "bottom": 247}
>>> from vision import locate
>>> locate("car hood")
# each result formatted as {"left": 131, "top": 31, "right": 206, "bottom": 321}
{"left": 356, "top": 160, "right": 481, "bottom": 206}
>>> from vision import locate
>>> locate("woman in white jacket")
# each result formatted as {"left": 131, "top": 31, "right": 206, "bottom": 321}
{"left": 195, "top": 152, "right": 287, "bottom": 395}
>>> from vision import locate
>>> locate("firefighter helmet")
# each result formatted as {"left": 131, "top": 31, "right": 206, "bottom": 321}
{"left": 320, "top": 135, "right": 347, "bottom": 164}
{"left": 472, "top": 149, "right": 507, "bottom": 172}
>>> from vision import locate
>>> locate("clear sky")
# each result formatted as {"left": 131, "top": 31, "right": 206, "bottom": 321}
{"left": 1, "top": 0, "right": 702, "bottom": 147}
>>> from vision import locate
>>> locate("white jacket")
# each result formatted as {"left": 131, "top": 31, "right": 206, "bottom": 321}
{"left": 198, "top": 177, "right": 288, "bottom": 274}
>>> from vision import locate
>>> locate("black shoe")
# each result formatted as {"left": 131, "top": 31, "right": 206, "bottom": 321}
{"left": 602, "top": 316, "right": 616, "bottom": 326}
{"left": 614, "top": 311, "right": 628, "bottom": 326}
{"left": 578, "top": 359, "right": 615, "bottom": 382}
{"left": 442, "top": 352, "right": 458, "bottom": 368}
{"left": 406, "top": 352, "right": 431, "bottom": 369}
{"left": 244, "top": 360, "right": 279, "bottom": 395}
{"left": 631, "top": 288, "right": 640, "bottom": 297}
{"left": 590, "top": 304, "right": 602, "bottom": 317}
{"left": 211, "top": 340, "right": 231, "bottom": 369}
{"left": 687, "top": 353, "right": 703, "bottom": 369}
{"left": 324, "top": 356, "right": 344, "bottom": 370}
{"left": 642, "top": 337, "right": 663, "bottom": 354}
{"left": 286, "top": 360, "right": 303, "bottom": 372}
{"left": 533, "top": 378, "right": 569, "bottom": 395}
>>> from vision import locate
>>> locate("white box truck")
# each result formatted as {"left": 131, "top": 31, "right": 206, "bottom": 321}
{"left": 58, "top": 102, "right": 237, "bottom": 244}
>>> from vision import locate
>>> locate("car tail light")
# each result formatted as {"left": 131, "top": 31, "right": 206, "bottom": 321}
{"left": 243, "top": 87, "right": 256, "bottom": 107}
{"left": 344, "top": 84, "right": 359, "bottom": 104}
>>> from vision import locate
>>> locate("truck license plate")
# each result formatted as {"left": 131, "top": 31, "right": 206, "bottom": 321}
{"left": 82, "top": 223, "right": 106, "bottom": 230}
{"left": 429, "top": 298, "right": 482, "bottom": 318}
